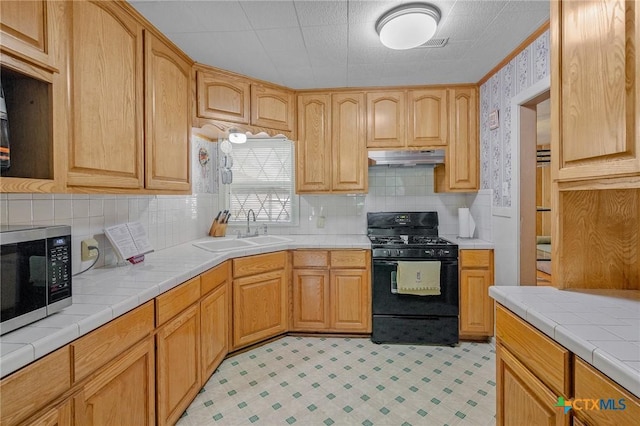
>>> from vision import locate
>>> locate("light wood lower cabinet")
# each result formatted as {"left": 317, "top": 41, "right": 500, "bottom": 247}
{"left": 0, "top": 346, "right": 71, "bottom": 426}
{"left": 292, "top": 268, "right": 331, "bottom": 330}
{"left": 74, "top": 337, "right": 156, "bottom": 426}
{"left": 291, "top": 250, "right": 371, "bottom": 333}
{"left": 29, "top": 399, "right": 72, "bottom": 426}
{"left": 330, "top": 268, "right": 370, "bottom": 332}
{"left": 156, "top": 305, "right": 201, "bottom": 426}
{"left": 459, "top": 249, "right": 494, "bottom": 339}
{"left": 496, "top": 343, "right": 568, "bottom": 426}
{"left": 200, "top": 263, "right": 230, "bottom": 383}
{"left": 233, "top": 269, "right": 288, "bottom": 349}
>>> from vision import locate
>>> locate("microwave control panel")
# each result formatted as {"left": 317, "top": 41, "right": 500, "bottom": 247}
{"left": 48, "top": 236, "right": 71, "bottom": 301}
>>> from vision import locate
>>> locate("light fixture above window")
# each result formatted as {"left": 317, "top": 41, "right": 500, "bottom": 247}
{"left": 228, "top": 128, "right": 247, "bottom": 144}
{"left": 376, "top": 3, "right": 441, "bottom": 50}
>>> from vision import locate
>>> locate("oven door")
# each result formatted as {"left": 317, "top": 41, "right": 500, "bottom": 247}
{"left": 372, "top": 258, "right": 459, "bottom": 316}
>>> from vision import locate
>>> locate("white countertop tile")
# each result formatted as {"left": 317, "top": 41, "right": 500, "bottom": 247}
{"left": 0, "top": 234, "right": 372, "bottom": 378}
{"left": 490, "top": 286, "right": 640, "bottom": 398}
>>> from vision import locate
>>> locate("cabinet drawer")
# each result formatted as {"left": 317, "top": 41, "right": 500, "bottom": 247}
{"left": 496, "top": 305, "right": 570, "bottom": 396}
{"left": 73, "top": 301, "right": 154, "bottom": 383}
{"left": 574, "top": 357, "right": 640, "bottom": 425}
{"left": 201, "top": 262, "right": 229, "bottom": 295}
{"left": 233, "top": 251, "right": 287, "bottom": 278}
{"left": 460, "top": 250, "right": 492, "bottom": 268}
{"left": 156, "top": 276, "right": 201, "bottom": 326}
{"left": 0, "top": 346, "right": 71, "bottom": 426}
{"left": 330, "top": 250, "right": 368, "bottom": 268}
{"left": 293, "top": 250, "right": 329, "bottom": 268}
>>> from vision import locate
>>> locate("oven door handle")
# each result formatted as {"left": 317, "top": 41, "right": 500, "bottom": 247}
{"left": 373, "top": 260, "right": 398, "bottom": 266}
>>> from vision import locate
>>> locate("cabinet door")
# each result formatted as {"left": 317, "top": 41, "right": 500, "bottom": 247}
{"left": 440, "top": 87, "right": 478, "bottom": 191}
{"left": 67, "top": 1, "right": 144, "bottom": 189}
{"left": 366, "top": 91, "right": 406, "bottom": 148}
{"left": 0, "top": 0, "right": 50, "bottom": 67}
{"left": 144, "top": 32, "right": 191, "bottom": 191}
{"left": 553, "top": 0, "right": 639, "bottom": 181}
{"left": 407, "top": 89, "right": 448, "bottom": 147}
{"left": 459, "top": 249, "right": 494, "bottom": 338}
{"left": 459, "top": 268, "right": 493, "bottom": 337}
{"left": 296, "top": 94, "right": 331, "bottom": 192}
{"left": 29, "top": 399, "right": 72, "bottom": 426}
{"left": 156, "top": 304, "right": 201, "bottom": 426}
{"left": 0, "top": 347, "right": 71, "bottom": 426}
{"left": 330, "top": 269, "right": 370, "bottom": 332}
{"left": 233, "top": 269, "right": 287, "bottom": 349}
{"left": 251, "top": 85, "right": 295, "bottom": 132}
{"left": 74, "top": 338, "right": 155, "bottom": 426}
{"left": 196, "top": 70, "right": 250, "bottom": 124}
{"left": 201, "top": 282, "right": 229, "bottom": 383}
{"left": 496, "top": 344, "right": 568, "bottom": 426}
{"left": 292, "top": 269, "right": 331, "bottom": 331}
{"left": 331, "top": 92, "right": 367, "bottom": 192}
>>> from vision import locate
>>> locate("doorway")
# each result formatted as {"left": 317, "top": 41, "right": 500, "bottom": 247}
{"left": 519, "top": 92, "right": 551, "bottom": 286}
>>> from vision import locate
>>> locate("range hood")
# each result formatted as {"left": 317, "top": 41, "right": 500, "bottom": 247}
{"left": 368, "top": 149, "right": 445, "bottom": 167}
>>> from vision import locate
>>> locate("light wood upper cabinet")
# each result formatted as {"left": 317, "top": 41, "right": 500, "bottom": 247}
{"left": 459, "top": 249, "right": 493, "bottom": 339}
{"left": 250, "top": 84, "right": 295, "bottom": 132}
{"left": 296, "top": 93, "right": 332, "bottom": 192}
{"left": 74, "top": 337, "right": 156, "bottom": 426}
{"left": 67, "top": 0, "right": 144, "bottom": 189}
{"left": 436, "top": 87, "right": 479, "bottom": 192}
{"left": 196, "top": 69, "right": 250, "bottom": 124}
{"left": 552, "top": 0, "right": 640, "bottom": 184}
{"left": 144, "top": 31, "right": 191, "bottom": 191}
{"left": 0, "top": 0, "right": 51, "bottom": 68}
{"left": 297, "top": 92, "right": 367, "bottom": 193}
{"left": 367, "top": 91, "right": 406, "bottom": 148}
{"left": 408, "top": 88, "right": 448, "bottom": 147}
{"left": 331, "top": 92, "right": 368, "bottom": 192}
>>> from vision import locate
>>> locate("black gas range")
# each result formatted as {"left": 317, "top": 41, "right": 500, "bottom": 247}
{"left": 368, "top": 212, "right": 459, "bottom": 346}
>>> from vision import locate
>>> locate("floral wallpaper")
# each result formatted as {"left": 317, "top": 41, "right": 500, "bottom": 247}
{"left": 480, "top": 29, "right": 550, "bottom": 207}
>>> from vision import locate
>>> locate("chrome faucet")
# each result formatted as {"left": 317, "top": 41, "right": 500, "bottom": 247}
{"left": 246, "top": 209, "right": 256, "bottom": 235}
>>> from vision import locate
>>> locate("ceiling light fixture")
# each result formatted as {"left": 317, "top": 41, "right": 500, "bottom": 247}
{"left": 228, "top": 128, "right": 247, "bottom": 144}
{"left": 376, "top": 3, "right": 441, "bottom": 50}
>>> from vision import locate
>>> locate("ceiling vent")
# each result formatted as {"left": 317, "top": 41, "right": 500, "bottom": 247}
{"left": 421, "top": 37, "right": 448, "bottom": 48}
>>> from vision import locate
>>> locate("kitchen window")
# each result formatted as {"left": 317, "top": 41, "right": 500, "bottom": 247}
{"left": 220, "top": 138, "right": 297, "bottom": 226}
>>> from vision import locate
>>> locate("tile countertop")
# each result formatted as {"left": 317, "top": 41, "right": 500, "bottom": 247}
{"left": 442, "top": 235, "right": 494, "bottom": 250}
{"left": 489, "top": 286, "right": 640, "bottom": 398}
{"left": 0, "top": 234, "right": 370, "bottom": 379}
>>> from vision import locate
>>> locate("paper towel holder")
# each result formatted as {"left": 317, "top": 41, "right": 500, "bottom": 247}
{"left": 457, "top": 207, "right": 476, "bottom": 239}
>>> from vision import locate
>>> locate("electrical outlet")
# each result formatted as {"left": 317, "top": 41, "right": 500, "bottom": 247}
{"left": 81, "top": 238, "right": 99, "bottom": 261}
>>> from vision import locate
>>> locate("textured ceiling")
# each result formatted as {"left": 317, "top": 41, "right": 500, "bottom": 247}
{"left": 129, "top": 0, "right": 549, "bottom": 89}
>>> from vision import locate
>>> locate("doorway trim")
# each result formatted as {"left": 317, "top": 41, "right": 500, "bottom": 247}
{"left": 511, "top": 75, "right": 550, "bottom": 285}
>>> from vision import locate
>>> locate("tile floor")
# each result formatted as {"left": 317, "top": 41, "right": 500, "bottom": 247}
{"left": 178, "top": 336, "right": 496, "bottom": 426}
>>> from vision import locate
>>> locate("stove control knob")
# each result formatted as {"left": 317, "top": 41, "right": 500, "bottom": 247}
{"left": 440, "top": 249, "right": 450, "bottom": 256}
{"left": 424, "top": 249, "right": 434, "bottom": 256}
{"left": 396, "top": 249, "right": 404, "bottom": 257}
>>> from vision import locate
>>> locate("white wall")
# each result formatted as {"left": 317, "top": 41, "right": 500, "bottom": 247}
{"left": 479, "top": 29, "right": 550, "bottom": 286}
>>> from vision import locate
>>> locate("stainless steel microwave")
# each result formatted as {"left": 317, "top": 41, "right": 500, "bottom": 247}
{"left": 0, "top": 225, "right": 72, "bottom": 335}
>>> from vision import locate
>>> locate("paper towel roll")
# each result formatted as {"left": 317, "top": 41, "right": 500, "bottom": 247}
{"left": 458, "top": 208, "right": 476, "bottom": 238}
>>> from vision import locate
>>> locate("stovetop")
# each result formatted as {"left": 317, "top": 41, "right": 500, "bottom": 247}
{"left": 368, "top": 235, "right": 455, "bottom": 247}
{"left": 367, "top": 212, "right": 458, "bottom": 259}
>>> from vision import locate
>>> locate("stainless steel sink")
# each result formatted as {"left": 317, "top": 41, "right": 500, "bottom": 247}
{"left": 192, "top": 239, "right": 255, "bottom": 252}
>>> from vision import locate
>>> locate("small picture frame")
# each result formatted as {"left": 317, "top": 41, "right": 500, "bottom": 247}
{"left": 489, "top": 109, "right": 499, "bottom": 130}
